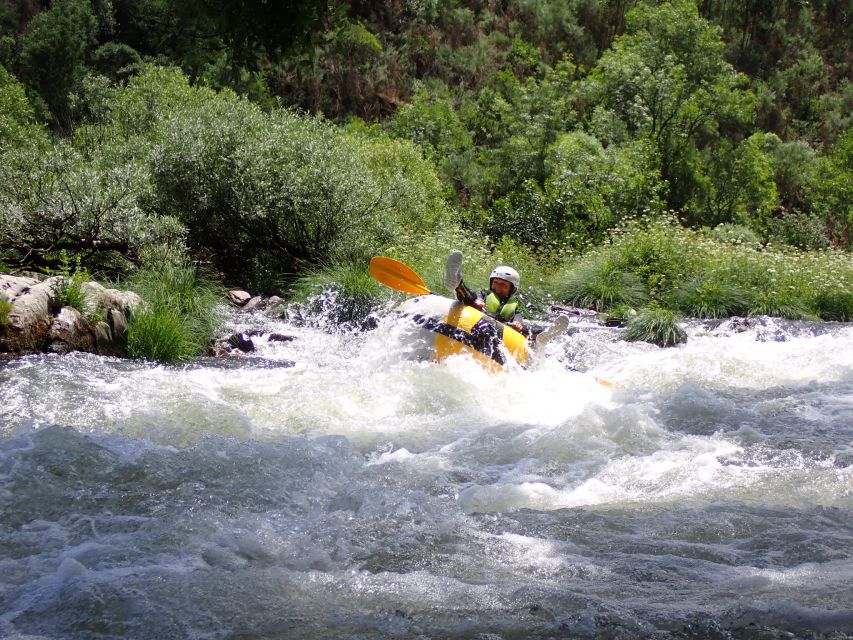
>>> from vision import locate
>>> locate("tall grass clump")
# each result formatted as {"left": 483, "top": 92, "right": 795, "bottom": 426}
{"left": 125, "top": 258, "right": 223, "bottom": 362}
{"left": 671, "top": 274, "right": 751, "bottom": 318}
{"left": 557, "top": 251, "right": 649, "bottom": 311}
{"left": 624, "top": 306, "right": 687, "bottom": 347}
{"left": 0, "top": 297, "right": 12, "bottom": 326}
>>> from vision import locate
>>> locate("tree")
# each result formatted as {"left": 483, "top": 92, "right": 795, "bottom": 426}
{"left": 17, "top": 0, "right": 97, "bottom": 130}
{"left": 577, "top": 0, "right": 754, "bottom": 213}
{"left": 810, "top": 128, "right": 853, "bottom": 247}
{"left": 0, "top": 64, "right": 47, "bottom": 152}
{"left": 696, "top": 132, "right": 778, "bottom": 231}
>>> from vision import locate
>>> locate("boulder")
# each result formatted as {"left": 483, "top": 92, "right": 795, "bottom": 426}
{"left": 49, "top": 307, "right": 95, "bottom": 353}
{"left": 81, "top": 281, "right": 142, "bottom": 316}
{"left": 1, "top": 274, "right": 140, "bottom": 356}
{"left": 228, "top": 290, "right": 252, "bottom": 306}
{"left": 0, "top": 275, "right": 61, "bottom": 352}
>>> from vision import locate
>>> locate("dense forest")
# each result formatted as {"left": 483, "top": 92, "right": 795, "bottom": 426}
{"left": 1, "top": 0, "right": 851, "bottom": 355}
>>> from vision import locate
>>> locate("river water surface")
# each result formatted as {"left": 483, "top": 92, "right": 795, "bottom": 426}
{"left": 1, "top": 305, "right": 852, "bottom": 639}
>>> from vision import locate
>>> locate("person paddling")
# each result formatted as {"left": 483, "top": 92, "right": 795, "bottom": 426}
{"left": 443, "top": 250, "right": 569, "bottom": 348}
{"left": 444, "top": 250, "right": 527, "bottom": 335}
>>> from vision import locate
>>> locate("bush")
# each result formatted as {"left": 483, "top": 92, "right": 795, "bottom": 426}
{"left": 138, "top": 69, "right": 451, "bottom": 291}
{"left": 125, "top": 259, "right": 223, "bottom": 362}
{"left": 0, "top": 141, "right": 183, "bottom": 274}
{"left": 53, "top": 250, "right": 93, "bottom": 315}
{"left": 623, "top": 305, "right": 687, "bottom": 347}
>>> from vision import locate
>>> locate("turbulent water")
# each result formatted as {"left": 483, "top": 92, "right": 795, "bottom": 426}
{"left": 1, "top": 303, "right": 852, "bottom": 639}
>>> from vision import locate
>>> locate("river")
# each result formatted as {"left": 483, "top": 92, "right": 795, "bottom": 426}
{"left": 1, "top": 303, "right": 852, "bottom": 639}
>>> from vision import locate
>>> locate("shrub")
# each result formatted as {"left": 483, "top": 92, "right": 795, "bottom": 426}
{"left": 53, "top": 250, "right": 93, "bottom": 315}
{"left": 0, "top": 141, "right": 184, "bottom": 274}
{"left": 623, "top": 305, "right": 687, "bottom": 347}
{"left": 125, "top": 259, "right": 223, "bottom": 362}
{"left": 140, "top": 71, "right": 451, "bottom": 291}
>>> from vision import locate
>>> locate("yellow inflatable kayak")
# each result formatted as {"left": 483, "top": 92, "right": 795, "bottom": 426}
{"left": 396, "top": 294, "right": 529, "bottom": 370}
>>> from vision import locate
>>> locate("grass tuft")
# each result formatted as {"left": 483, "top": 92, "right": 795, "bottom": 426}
{"left": 672, "top": 275, "right": 751, "bottom": 318}
{"left": 624, "top": 305, "right": 687, "bottom": 347}
{"left": 813, "top": 289, "right": 853, "bottom": 322}
{"left": 291, "top": 261, "right": 387, "bottom": 329}
{"left": 558, "top": 252, "right": 649, "bottom": 312}
{"left": 125, "top": 259, "right": 223, "bottom": 362}
{"left": 0, "top": 297, "right": 12, "bottom": 326}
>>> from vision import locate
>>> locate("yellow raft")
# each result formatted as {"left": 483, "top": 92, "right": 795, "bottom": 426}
{"left": 396, "top": 294, "right": 529, "bottom": 370}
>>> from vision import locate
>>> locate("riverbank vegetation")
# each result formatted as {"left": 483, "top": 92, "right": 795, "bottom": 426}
{"left": 1, "top": 0, "right": 851, "bottom": 356}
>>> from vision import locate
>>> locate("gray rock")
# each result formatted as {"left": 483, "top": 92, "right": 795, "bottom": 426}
{"left": 81, "top": 281, "right": 141, "bottom": 316}
{"left": 243, "top": 295, "right": 263, "bottom": 311}
{"left": 0, "top": 275, "right": 61, "bottom": 351}
{"left": 228, "top": 290, "right": 252, "bottom": 306}
{"left": 49, "top": 307, "right": 95, "bottom": 353}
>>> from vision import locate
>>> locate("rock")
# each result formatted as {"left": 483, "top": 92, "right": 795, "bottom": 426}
{"left": 107, "top": 308, "right": 128, "bottom": 341}
{"left": 0, "top": 275, "right": 61, "bottom": 352}
{"left": 49, "top": 307, "right": 95, "bottom": 353}
{"left": 227, "top": 333, "right": 255, "bottom": 352}
{"left": 1, "top": 274, "right": 140, "bottom": 357}
{"left": 243, "top": 295, "right": 263, "bottom": 311}
{"left": 267, "top": 333, "right": 296, "bottom": 343}
{"left": 94, "top": 321, "right": 113, "bottom": 350}
{"left": 228, "top": 290, "right": 252, "bottom": 306}
{"left": 81, "top": 281, "right": 142, "bottom": 316}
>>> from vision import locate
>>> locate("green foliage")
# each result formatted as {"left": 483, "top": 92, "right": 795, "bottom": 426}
{"left": 141, "top": 71, "right": 448, "bottom": 290}
{"left": 672, "top": 274, "right": 750, "bottom": 319}
{"left": 695, "top": 132, "right": 778, "bottom": 231}
{"left": 557, "top": 252, "right": 649, "bottom": 312}
{"left": 0, "top": 296, "right": 11, "bottom": 326}
{"left": 17, "top": 0, "right": 97, "bottom": 127}
{"left": 53, "top": 250, "right": 92, "bottom": 315}
{"left": 809, "top": 129, "right": 853, "bottom": 248}
{"left": 589, "top": 215, "right": 853, "bottom": 322}
{"left": 814, "top": 289, "right": 853, "bottom": 323}
{"left": 709, "top": 223, "right": 762, "bottom": 248}
{"left": 125, "top": 258, "right": 223, "bottom": 362}
{"left": 578, "top": 0, "right": 755, "bottom": 212}
{"left": 543, "top": 134, "right": 666, "bottom": 249}
{"left": 0, "top": 140, "right": 183, "bottom": 274}
{"left": 623, "top": 305, "right": 687, "bottom": 348}
{"left": 0, "top": 64, "right": 48, "bottom": 152}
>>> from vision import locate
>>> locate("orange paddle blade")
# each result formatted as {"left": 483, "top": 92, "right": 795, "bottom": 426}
{"left": 369, "top": 256, "right": 432, "bottom": 295}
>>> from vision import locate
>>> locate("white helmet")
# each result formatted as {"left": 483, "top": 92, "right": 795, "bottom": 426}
{"left": 490, "top": 265, "right": 520, "bottom": 291}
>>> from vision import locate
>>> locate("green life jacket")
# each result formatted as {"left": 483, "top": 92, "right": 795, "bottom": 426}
{"left": 484, "top": 292, "right": 520, "bottom": 323}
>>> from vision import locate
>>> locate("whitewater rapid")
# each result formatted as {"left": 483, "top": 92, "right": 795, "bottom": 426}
{"left": 1, "top": 307, "right": 852, "bottom": 638}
